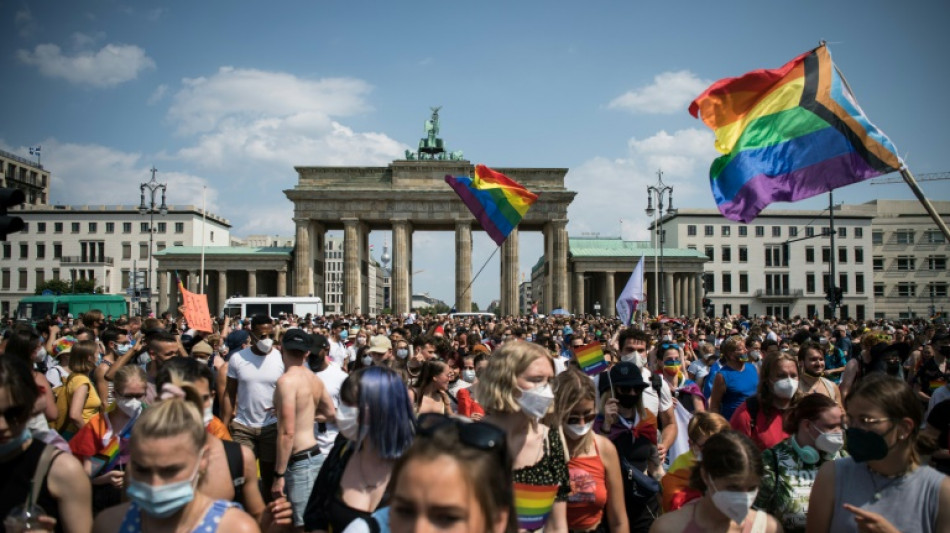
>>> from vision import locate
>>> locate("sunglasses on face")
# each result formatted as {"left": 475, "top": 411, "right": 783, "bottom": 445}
{"left": 0, "top": 404, "right": 30, "bottom": 425}
{"left": 566, "top": 413, "right": 597, "bottom": 425}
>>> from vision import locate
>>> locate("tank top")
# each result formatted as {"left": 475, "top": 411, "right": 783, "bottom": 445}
{"left": 512, "top": 427, "right": 571, "bottom": 531}
{"left": 830, "top": 458, "right": 946, "bottom": 533}
{"left": 719, "top": 364, "right": 758, "bottom": 421}
{"left": 566, "top": 439, "right": 607, "bottom": 531}
{"left": 682, "top": 501, "right": 767, "bottom": 533}
{"left": 0, "top": 440, "right": 61, "bottom": 533}
{"left": 119, "top": 499, "right": 240, "bottom": 532}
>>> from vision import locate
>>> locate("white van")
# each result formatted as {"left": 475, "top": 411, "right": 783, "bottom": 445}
{"left": 223, "top": 297, "right": 324, "bottom": 319}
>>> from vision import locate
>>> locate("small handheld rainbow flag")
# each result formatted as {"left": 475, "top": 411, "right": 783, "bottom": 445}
{"left": 513, "top": 482, "right": 558, "bottom": 531}
{"left": 89, "top": 411, "right": 138, "bottom": 476}
{"left": 575, "top": 342, "right": 608, "bottom": 376}
{"left": 444, "top": 165, "right": 538, "bottom": 246}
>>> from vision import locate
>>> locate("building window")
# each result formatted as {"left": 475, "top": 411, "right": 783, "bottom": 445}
{"left": 88, "top": 222, "right": 97, "bottom": 233}
{"left": 838, "top": 247, "right": 847, "bottom": 264}
{"left": 722, "top": 246, "right": 732, "bottom": 262}
{"left": 687, "top": 225, "right": 697, "bottom": 236}
{"left": 838, "top": 227, "right": 847, "bottom": 238}
{"left": 19, "top": 243, "right": 28, "bottom": 259}
{"left": 722, "top": 226, "right": 731, "bottom": 237}
{"left": 855, "top": 247, "right": 864, "bottom": 263}
{"left": 772, "top": 226, "right": 781, "bottom": 237}
{"left": 71, "top": 222, "right": 80, "bottom": 233}
{"left": 175, "top": 222, "right": 185, "bottom": 234}
{"left": 122, "top": 269, "right": 130, "bottom": 290}
{"left": 926, "top": 229, "right": 946, "bottom": 244}
{"left": 897, "top": 282, "right": 916, "bottom": 297}
{"left": 806, "top": 273, "right": 816, "bottom": 293}
{"left": 704, "top": 273, "right": 715, "bottom": 294}
{"left": 788, "top": 226, "right": 798, "bottom": 238}
{"left": 174, "top": 241, "right": 183, "bottom": 247}
{"left": 106, "top": 222, "right": 115, "bottom": 233}
{"left": 1, "top": 243, "right": 8, "bottom": 259}
{"left": 123, "top": 222, "right": 132, "bottom": 233}
{"left": 139, "top": 243, "right": 149, "bottom": 260}
{"left": 53, "top": 243, "right": 62, "bottom": 259}
{"left": 855, "top": 227, "right": 864, "bottom": 239}
{"left": 739, "top": 246, "right": 748, "bottom": 263}
{"left": 928, "top": 256, "right": 947, "bottom": 271}
{"left": 35, "top": 269, "right": 45, "bottom": 286}
{"left": 856, "top": 273, "right": 865, "bottom": 294}
{"left": 895, "top": 230, "right": 914, "bottom": 244}
{"left": 872, "top": 230, "right": 884, "bottom": 244}
{"left": 122, "top": 243, "right": 132, "bottom": 260}
{"left": 839, "top": 273, "right": 849, "bottom": 293}
{"left": 37, "top": 222, "right": 46, "bottom": 233}
{"left": 822, "top": 247, "right": 830, "bottom": 263}
{"left": 805, "top": 247, "right": 815, "bottom": 263}
{"left": 210, "top": 231, "right": 214, "bottom": 242}
{"left": 52, "top": 268, "right": 59, "bottom": 280}
{"left": 36, "top": 243, "right": 44, "bottom": 259}
{"left": 822, "top": 227, "right": 831, "bottom": 236}
{"left": 896, "top": 256, "right": 915, "bottom": 271}
{"left": 755, "top": 226, "right": 765, "bottom": 237}
{"left": 807, "top": 304, "right": 817, "bottom": 318}
{"left": 687, "top": 245, "right": 697, "bottom": 250}
{"left": 873, "top": 256, "right": 884, "bottom": 271}
{"left": 874, "top": 283, "right": 885, "bottom": 297}
{"left": 54, "top": 222, "right": 63, "bottom": 233}
{"left": 738, "top": 226, "right": 747, "bottom": 237}
{"left": 158, "top": 222, "right": 167, "bottom": 233}
{"left": 721, "top": 272, "right": 732, "bottom": 293}
{"left": 740, "top": 304, "right": 749, "bottom": 317}
{"left": 930, "top": 283, "right": 949, "bottom": 298}
{"left": 140, "top": 222, "right": 149, "bottom": 233}
{"left": 0, "top": 270, "right": 8, "bottom": 290}
{"left": 156, "top": 242, "right": 166, "bottom": 252}
{"left": 705, "top": 246, "right": 714, "bottom": 261}
{"left": 739, "top": 273, "right": 748, "bottom": 293}
{"left": 704, "top": 225, "right": 714, "bottom": 236}
{"left": 806, "top": 226, "right": 815, "bottom": 237}
{"left": 18, "top": 269, "right": 28, "bottom": 290}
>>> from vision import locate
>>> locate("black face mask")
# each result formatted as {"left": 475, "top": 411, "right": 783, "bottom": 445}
{"left": 940, "top": 346, "right": 950, "bottom": 358}
{"left": 617, "top": 394, "right": 639, "bottom": 409}
{"left": 845, "top": 427, "right": 893, "bottom": 463}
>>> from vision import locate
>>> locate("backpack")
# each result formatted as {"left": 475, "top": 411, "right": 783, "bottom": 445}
{"left": 50, "top": 374, "right": 78, "bottom": 432}
{"left": 222, "top": 440, "right": 246, "bottom": 507}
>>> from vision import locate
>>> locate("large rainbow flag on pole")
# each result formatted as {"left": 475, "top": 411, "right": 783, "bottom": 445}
{"left": 689, "top": 44, "right": 902, "bottom": 223}
{"left": 445, "top": 165, "right": 539, "bottom": 246}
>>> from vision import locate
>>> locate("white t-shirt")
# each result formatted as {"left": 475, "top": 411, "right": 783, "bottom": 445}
{"left": 315, "top": 362, "right": 348, "bottom": 455}
{"left": 226, "top": 347, "right": 284, "bottom": 428}
{"left": 328, "top": 340, "right": 348, "bottom": 367}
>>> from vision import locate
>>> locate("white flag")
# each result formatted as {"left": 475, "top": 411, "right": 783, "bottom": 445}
{"left": 616, "top": 255, "right": 645, "bottom": 325}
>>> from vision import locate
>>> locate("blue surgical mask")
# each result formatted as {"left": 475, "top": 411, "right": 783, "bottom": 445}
{"left": 340, "top": 330, "right": 349, "bottom": 340}
{"left": 0, "top": 428, "right": 31, "bottom": 456}
{"left": 115, "top": 343, "right": 132, "bottom": 355}
{"left": 126, "top": 453, "right": 203, "bottom": 517}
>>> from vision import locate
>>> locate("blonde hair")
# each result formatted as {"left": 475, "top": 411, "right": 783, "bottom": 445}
{"left": 131, "top": 370, "right": 206, "bottom": 450}
{"left": 476, "top": 342, "right": 554, "bottom": 414}
{"left": 114, "top": 365, "right": 147, "bottom": 396}
{"left": 549, "top": 367, "right": 596, "bottom": 428}
{"left": 687, "top": 411, "right": 730, "bottom": 443}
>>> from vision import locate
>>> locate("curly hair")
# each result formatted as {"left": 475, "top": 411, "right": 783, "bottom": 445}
{"left": 475, "top": 342, "right": 554, "bottom": 415}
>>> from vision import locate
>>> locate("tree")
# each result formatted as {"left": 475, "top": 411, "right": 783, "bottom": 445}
{"left": 34, "top": 278, "right": 102, "bottom": 295}
{"left": 470, "top": 302, "right": 480, "bottom": 312}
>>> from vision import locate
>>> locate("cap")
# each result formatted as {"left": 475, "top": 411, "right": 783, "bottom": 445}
{"left": 191, "top": 341, "right": 213, "bottom": 356}
{"left": 332, "top": 320, "right": 348, "bottom": 331}
{"left": 225, "top": 330, "right": 250, "bottom": 351}
{"left": 599, "top": 362, "right": 648, "bottom": 395}
{"left": 563, "top": 326, "right": 574, "bottom": 336}
{"left": 870, "top": 341, "right": 911, "bottom": 361}
{"left": 367, "top": 335, "right": 392, "bottom": 354}
{"left": 281, "top": 329, "right": 312, "bottom": 352}
{"left": 310, "top": 333, "right": 330, "bottom": 353}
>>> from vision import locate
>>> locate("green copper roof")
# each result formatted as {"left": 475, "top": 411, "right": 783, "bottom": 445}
{"left": 569, "top": 238, "right": 707, "bottom": 258}
{"left": 155, "top": 246, "right": 293, "bottom": 256}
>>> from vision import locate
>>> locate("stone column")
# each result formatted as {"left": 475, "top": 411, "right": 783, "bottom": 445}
{"left": 549, "top": 220, "right": 569, "bottom": 311}
{"left": 343, "top": 218, "right": 362, "bottom": 314}
{"left": 676, "top": 275, "right": 684, "bottom": 317}
{"left": 157, "top": 270, "right": 168, "bottom": 315}
{"left": 574, "top": 272, "right": 585, "bottom": 315}
{"left": 688, "top": 274, "right": 696, "bottom": 317}
{"left": 604, "top": 271, "right": 616, "bottom": 318}
{"left": 664, "top": 272, "right": 674, "bottom": 316}
{"left": 393, "top": 220, "right": 411, "bottom": 315}
{"left": 544, "top": 227, "right": 554, "bottom": 312}
{"left": 455, "top": 221, "right": 472, "bottom": 313}
{"left": 294, "top": 218, "right": 311, "bottom": 297}
{"left": 312, "top": 221, "right": 326, "bottom": 300}
{"left": 277, "top": 269, "right": 287, "bottom": 297}
{"left": 166, "top": 271, "right": 176, "bottom": 314}
{"left": 694, "top": 275, "right": 703, "bottom": 317}
{"left": 500, "top": 227, "right": 519, "bottom": 316}
{"left": 217, "top": 270, "right": 227, "bottom": 312}
{"left": 248, "top": 270, "right": 257, "bottom": 297}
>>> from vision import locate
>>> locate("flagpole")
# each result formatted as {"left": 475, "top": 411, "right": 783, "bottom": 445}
{"left": 199, "top": 187, "right": 207, "bottom": 293}
{"left": 453, "top": 244, "right": 501, "bottom": 312}
{"left": 900, "top": 168, "right": 950, "bottom": 242}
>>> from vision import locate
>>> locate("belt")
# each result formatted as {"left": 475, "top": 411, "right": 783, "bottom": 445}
{"left": 289, "top": 444, "right": 322, "bottom": 464}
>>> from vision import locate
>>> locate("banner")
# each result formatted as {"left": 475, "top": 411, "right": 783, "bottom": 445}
{"left": 180, "top": 283, "right": 213, "bottom": 333}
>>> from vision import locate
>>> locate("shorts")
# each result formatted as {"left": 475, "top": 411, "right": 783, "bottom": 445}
{"left": 229, "top": 421, "right": 278, "bottom": 463}
{"left": 286, "top": 448, "right": 325, "bottom": 527}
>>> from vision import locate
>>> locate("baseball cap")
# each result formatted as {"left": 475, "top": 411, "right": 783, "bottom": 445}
{"left": 191, "top": 341, "right": 214, "bottom": 357}
{"left": 225, "top": 330, "right": 250, "bottom": 352}
{"left": 310, "top": 333, "right": 330, "bottom": 353}
{"left": 282, "top": 329, "right": 312, "bottom": 352}
{"left": 367, "top": 335, "right": 392, "bottom": 354}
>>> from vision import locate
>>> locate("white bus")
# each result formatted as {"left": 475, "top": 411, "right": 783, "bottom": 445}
{"left": 222, "top": 297, "right": 324, "bottom": 319}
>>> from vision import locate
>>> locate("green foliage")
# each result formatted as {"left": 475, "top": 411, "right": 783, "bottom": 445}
{"left": 470, "top": 302, "right": 480, "bottom": 312}
{"left": 34, "top": 278, "right": 100, "bottom": 295}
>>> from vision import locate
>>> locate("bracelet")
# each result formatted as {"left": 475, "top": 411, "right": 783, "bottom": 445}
{"left": 274, "top": 471, "right": 285, "bottom": 478}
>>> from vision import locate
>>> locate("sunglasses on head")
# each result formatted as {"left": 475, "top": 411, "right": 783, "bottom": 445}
{"left": 416, "top": 413, "right": 506, "bottom": 454}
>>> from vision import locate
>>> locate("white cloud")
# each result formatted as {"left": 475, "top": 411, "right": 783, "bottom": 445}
{"left": 72, "top": 32, "right": 106, "bottom": 49}
{"left": 608, "top": 70, "right": 711, "bottom": 114}
{"left": 147, "top": 84, "right": 168, "bottom": 105}
{"left": 15, "top": 7, "right": 36, "bottom": 37}
{"left": 17, "top": 43, "right": 156, "bottom": 88}
{"left": 566, "top": 128, "right": 717, "bottom": 239}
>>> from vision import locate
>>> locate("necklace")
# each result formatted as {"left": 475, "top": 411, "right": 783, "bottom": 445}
{"left": 866, "top": 463, "right": 913, "bottom": 502}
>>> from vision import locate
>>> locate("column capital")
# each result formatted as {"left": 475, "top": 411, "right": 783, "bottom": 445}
{"left": 293, "top": 217, "right": 310, "bottom": 226}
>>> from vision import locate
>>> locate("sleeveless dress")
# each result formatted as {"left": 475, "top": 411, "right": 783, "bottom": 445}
{"left": 566, "top": 438, "right": 607, "bottom": 530}
{"left": 119, "top": 499, "right": 241, "bottom": 532}
{"left": 512, "top": 427, "right": 570, "bottom": 531}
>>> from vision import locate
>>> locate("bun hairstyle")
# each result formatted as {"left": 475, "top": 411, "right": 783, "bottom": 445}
{"left": 132, "top": 369, "right": 206, "bottom": 451}
{"left": 689, "top": 430, "right": 762, "bottom": 493}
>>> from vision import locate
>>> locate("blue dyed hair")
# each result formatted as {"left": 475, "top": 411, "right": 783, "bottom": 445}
{"left": 341, "top": 366, "right": 415, "bottom": 459}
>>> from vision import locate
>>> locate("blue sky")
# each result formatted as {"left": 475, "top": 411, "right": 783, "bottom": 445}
{"left": 2, "top": 1, "right": 948, "bottom": 309}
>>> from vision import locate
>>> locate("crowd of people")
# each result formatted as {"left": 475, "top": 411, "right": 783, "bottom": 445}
{"left": 1, "top": 308, "right": 950, "bottom": 533}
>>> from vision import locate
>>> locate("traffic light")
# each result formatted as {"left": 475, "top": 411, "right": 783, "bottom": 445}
{"left": 834, "top": 287, "right": 843, "bottom": 304}
{"left": 0, "top": 188, "right": 26, "bottom": 241}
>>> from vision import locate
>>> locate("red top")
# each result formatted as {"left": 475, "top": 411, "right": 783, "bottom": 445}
{"left": 566, "top": 441, "right": 607, "bottom": 530}
{"left": 729, "top": 401, "right": 789, "bottom": 451}
{"left": 456, "top": 387, "right": 485, "bottom": 418}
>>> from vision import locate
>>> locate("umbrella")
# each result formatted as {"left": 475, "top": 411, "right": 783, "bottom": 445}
{"left": 550, "top": 308, "right": 572, "bottom": 316}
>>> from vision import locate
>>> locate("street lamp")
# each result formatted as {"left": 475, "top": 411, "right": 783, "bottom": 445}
{"left": 646, "top": 169, "right": 675, "bottom": 315}
{"left": 139, "top": 167, "right": 167, "bottom": 316}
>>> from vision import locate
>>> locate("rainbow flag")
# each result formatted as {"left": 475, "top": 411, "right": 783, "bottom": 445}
{"left": 575, "top": 342, "right": 608, "bottom": 376}
{"left": 689, "top": 44, "right": 901, "bottom": 222}
{"left": 513, "top": 482, "right": 558, "bottom": 531}
{"left": 444, "top": 165, "right": 538, "bottom": 246}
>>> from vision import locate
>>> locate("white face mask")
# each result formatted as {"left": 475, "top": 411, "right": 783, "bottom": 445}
{"left": 335, "top": 404, "right": 361, "bottom": 441}
{"left": 461, "top": 370, "right": 477, "bottom": 383}
{"left": 813, "top": 425, "right": 845, "bottom": 455}
{"left": 709, "top": 478, "right": 758, "bottom": 524}
{"left": 564, "top": 420, "right": 594, "bottom": 438}
{"left": 361, "top": 355, "right": 373, "bottom": 367}
{"left": 116, "top": 397, "right": 143, "bottom": 418}
{"left": 256, "top": 337, "right": 274, "bottom": 353}
{"left": 772, "top": 377, "right": 799, "bottom": 399}
{"left": 203, "top": 406, "right": 213, "bottom": 426}
{"left": 516, "top": 383, "right": 554, "bottom": 420}
{"left": 33, "top": 346, "right": 48, "bottom": 363}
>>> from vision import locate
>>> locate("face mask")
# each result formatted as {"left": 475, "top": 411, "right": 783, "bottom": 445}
{"left": 126, "top": 453, "right": 203, "bottom": 518}
{"left": 845, "top": 427, "right": 894, "bottom": 463}
{"left": 461, "top": 370, "right": 477, "bottom": 383}
{"left": 749, "top": 350, "right": 762, "bottom": 361}
{"left": 336, "top": 404, "right": 361, "bottom": 441}
{"left": 203, "top": 406, "right": 213, "bottom": 426}
{"left": 709, "top": 478, "right": 757, "bottom": 524}
{"left": 356, "top": 337, "right": 366, "bottom": 346}
{"left": 564, "top": 420, "right": 594, "bottom": 438}
{"left": 617, "top": 393, "right": 639, "bottom": 409}
{"left": 516, "top": 383, "right": 554, "bottom": 419}
{"left": 339, "top": 330, "right": 349, "bottom": 340}
{"left": 361, "top": 355, "right": 373, "bottom": 367}
{"left": 253, "top": 333, "right": 274, "bottom": 353}
{"left": 0, "top": 428, "right": 31, "bottom": 456}
{"left": 526, "top": 335, "right": 534, "bottom": 342}
{"left": 812, "top": 424, "right": 845, "bottom": 455}
{"left": 738, "top": 353, "right": 750, "bottom": 363}
{"left": 663, "top": 360, "right": 681, "bottom": 377}
{"left": 396, "top": 348, "right": 409, "bottom": 359}
{"left": 115, "top": 343, "right": 132, "bottom": 356}
{"left": 116, "top": 397, "right": 143, "bottom": 418}
{"left": 772, "top": 377, "right": 799, "bottom": 399}
{"left": 33, "top": 346, "right": 48, "bottom": 363}
{"left": 663, "top": 335, "right": 672, "bottom": 341}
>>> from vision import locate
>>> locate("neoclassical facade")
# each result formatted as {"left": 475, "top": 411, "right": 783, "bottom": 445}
{"left": 285, "top": 160, "right": 576, "bottom": 315}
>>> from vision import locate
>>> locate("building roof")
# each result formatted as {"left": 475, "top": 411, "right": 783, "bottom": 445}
{"left": 155, "top": 246, "right": 292, "bottom": 256}
{"left": 569, "top": 237, "right": 707, "bottom": 258}
{"left": 15, "top": 204, "right": 231, "bottom": 226}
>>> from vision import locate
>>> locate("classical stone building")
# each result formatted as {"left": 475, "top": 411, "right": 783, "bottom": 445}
{"left": 1, "top": 149, "right": 49, "bottom": 207}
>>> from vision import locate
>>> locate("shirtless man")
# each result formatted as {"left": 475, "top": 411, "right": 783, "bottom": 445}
{"left": 272, "top": 329, "right": 336, "bottom": 530}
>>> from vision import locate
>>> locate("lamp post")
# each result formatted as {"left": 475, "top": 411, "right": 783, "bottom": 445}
{"left": 594, "top": 300, "right": 601, "bottom": 317}
{"left": 645, "top": 169, "right": 676, "bottom": 316}
{"left": 139, "top": 167, "right": 167, "bottom": 316}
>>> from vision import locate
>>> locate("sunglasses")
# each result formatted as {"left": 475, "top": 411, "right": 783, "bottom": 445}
{"left": 0, "top": 404, "right": 31, "bottom": 425}
{"left": 416, "top": 413, "right": 507, "bottom": 454}
{"left": 566, "top": 413, "right": 597, "bottom": 425}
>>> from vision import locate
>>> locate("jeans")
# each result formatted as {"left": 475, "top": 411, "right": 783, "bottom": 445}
{"left": 286, "top": 452, "right": 325, "bottom": 527}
